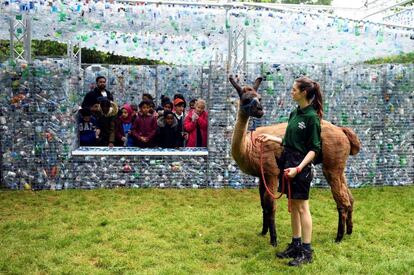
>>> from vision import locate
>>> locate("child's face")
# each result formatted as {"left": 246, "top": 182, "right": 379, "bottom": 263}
{"left": 190, "top": 102, "right": 196, "bottom": 109}
{"left": 83, "top": 115, "right": 91, "bottom": 122}
{"left": 140, "top": 104, "right": 150, "bottom": 115}
{"left": 175, "top": 105, "right": 184, "bottom": 115}
{"left": 164, "top": 104, "right": 172, "bottom": 112}
{"left": 195, "top": 103, "right": 205, "bottom": 115}
{"left": 165, "top": 114, "right": 174, "bottom": 125}
{"left": 121, "top": 109, "right": 129, "bottom": 118}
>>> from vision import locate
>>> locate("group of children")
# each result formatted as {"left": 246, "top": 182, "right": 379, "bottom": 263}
{"left": 78, "top": 92, "right": 208, "bottom": 148}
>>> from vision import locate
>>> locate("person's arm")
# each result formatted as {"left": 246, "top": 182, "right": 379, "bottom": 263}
{"left": 256, "top": 134, "right": 283, "bottom": 144}
{"left": 175, "top": 128, "right": 182, "bottom": 148}
{"left": 108, "top": 119, "right": 115, "bottom": 147}
{"left": 114, "top": 120, "right": 124, "bottom": 142}
{"left": 81, "top": 92, "right": 93, "bottom": 109}
{"left": 197, "top": 111, "right": 208, "bottom": 130}
{"left": 131, "top": 119, "right": 142, "bottom": 140}
{"left": 146, "top": 116, "right": 158, "bottom": 141}
{"left": 107, "top": 91, "right": 114, "bottom": 101}
{"left": 184, "top": 112, "right": 196, "bottom": 132}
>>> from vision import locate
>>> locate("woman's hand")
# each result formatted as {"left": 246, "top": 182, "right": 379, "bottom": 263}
{"left": 255, "top": 134, "right": 282, "bottom": 144}
{"left": 284, "top": 167, "right": 298, "bottom": 179}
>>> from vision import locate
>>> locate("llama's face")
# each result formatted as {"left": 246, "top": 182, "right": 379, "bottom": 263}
{"left": 240, "top": 87, "right": 264, "bottom": 118}
{"left": 229, "top": 76, "right": 264, "bottom": 118}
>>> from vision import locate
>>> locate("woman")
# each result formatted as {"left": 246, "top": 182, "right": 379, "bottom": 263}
{"left": 256, "top": 77, "right": 323, "bottom": 267}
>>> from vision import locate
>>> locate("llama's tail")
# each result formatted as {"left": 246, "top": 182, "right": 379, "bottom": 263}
{"left": 341, "top": 127, "right": 361, "bottom": 155}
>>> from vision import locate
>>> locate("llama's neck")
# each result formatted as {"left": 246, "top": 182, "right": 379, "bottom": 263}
{"left": 231, "top": 110, "right": 250, "bottom": 163}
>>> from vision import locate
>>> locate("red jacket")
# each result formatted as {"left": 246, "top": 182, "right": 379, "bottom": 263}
{"left": 184, "top": 109, "right": 208, "bottom": 147}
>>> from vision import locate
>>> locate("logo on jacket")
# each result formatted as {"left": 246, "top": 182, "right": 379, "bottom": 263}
{"left": 298, "top": 121, "right": 306, "bottom": 129}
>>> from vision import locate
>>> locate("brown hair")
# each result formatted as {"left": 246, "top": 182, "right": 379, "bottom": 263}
{"left": 295, "top": 77, "right": 323, "bottom": 119}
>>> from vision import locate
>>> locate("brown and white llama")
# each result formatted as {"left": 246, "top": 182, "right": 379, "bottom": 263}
{"left": 229, "top": 76, "right": 361, "bottom": 246}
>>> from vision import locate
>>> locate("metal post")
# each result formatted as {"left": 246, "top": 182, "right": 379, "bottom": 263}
{"left": 9, "top": 17, "right": 15, "bottom": 60}
{"left": 9, "top": 14, "right": 32, "bottom": 63}
{"left": 24, "top": 16, "right": 32, "bottom": 63}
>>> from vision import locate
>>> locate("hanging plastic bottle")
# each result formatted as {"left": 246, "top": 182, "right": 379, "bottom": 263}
{"left": 225, "top": 17, "right": 230, "bottom": 30}
{"left": 354, "top": 25, "right": 361, "bottom": 36}
{"left": 376, "top": 29, "right": 384, "bottom": 43}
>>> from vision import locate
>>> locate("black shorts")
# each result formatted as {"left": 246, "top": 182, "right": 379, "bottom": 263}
{"left": 277, "top": 147, "right": 313, "bottom": 200}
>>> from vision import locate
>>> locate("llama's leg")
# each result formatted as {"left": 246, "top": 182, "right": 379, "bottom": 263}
{"left": 263, "top": 176, "right": 278, "bottom": 247}
{"left": 323, "top": 169, "right": 351, "bottom": 243}
{"left": 346, "top": 187, "right": 354, "bottom": 235}
{"left": 259, "top": 180, "right": 269, "bottom": 236}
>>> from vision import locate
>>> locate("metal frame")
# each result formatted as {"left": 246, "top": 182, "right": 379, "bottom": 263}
{"left": 67, "top": 41, "right": 82, "bottom": 72}
{"left": 9, "top": 14, "right": 32, "bottom": 63}
{"left": 362, "top": 0, "right": 414, "bottom": 20}
{"left": 225, "top": 5, "right": 247, "bottom": 83}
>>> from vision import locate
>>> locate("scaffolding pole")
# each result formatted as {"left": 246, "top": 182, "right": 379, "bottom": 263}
{"left": 9, "top": 14, "right": 32, "bottom": 63}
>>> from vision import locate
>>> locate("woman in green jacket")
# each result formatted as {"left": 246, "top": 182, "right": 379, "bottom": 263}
{"left": 256, "top": 76, "right": 323, "bottom": 267}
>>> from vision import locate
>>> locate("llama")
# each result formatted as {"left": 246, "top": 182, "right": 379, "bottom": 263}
{"left": 229, "top": 76, "right": 361, "bottom": 246}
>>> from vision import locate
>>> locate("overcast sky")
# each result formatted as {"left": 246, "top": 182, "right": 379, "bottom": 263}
{"left": 331, "top": 0, "right": 364, "bottom": 8}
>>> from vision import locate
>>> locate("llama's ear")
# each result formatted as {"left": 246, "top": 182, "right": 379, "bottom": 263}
{"left": 253, "top": 77, "right": 263, "bottom": 91}
{"left": 229, "top": 75, "right": 242, "bottom": 97}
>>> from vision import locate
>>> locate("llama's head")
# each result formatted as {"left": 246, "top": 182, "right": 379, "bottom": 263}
{"left": 229, "top": 75, "right": 264, "bottom": 118}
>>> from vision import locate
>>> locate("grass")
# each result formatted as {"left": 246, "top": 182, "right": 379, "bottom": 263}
{"left": 0, "top": 186, "right": 413, "bottom": 274}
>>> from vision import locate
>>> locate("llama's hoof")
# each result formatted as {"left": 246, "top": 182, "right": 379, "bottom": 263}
{"left": 335, "top": 236, "right": 343, "bottom": 243}
{"left": 346, "top": 228, "right": 353, "bottom": 235}
{"left": 270, "top": 239, "right": 277, "bottom": 247}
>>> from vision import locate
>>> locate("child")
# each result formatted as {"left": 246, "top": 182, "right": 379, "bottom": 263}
{"left": 114, "top": 104, "right": 135, "bottom": 147}
{"left": 78, "top": 108, "right": 98, "bottom": 146}
{"left": 156, "top": 95, "right": 171, "bottom": 113}
{"left": 157, "top": 99, "right": 173, "bottom": 117}
{"left": 184, "top": 99, "right": 208, "bottom": 147}
{"left": 157, "top": 110, "right": 181, "bottom": 148}
{"left": 189, "top": 98, "right": 197, "bottom": 111}
{"left": 142, "top": 93, "right": 154, "bottom": 102}
{"left": 173, "top": 98, "right": 187, "bottom": 147}
{"left": 141, "top": 93, "right": 156, "bottom": 116}
{"left": 131, "top": 100, "right": 158, "bottom": 148}
{"left": 173, "top": 93, "right": 187, "bottom": 109}
{"left": 92, "top": 98, "right": 118, "bottom": 147}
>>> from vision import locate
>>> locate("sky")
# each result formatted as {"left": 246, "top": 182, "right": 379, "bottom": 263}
{"left": 331, "top": 0, "right": 364, "bottom": 8}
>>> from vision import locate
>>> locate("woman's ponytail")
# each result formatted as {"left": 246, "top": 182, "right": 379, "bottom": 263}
{"left": 311, "top": 81, "right": 323, "bottom": 119}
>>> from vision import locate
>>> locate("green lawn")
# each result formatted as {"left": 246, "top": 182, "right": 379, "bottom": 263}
{"left": 1, "top": 186, "right": 413, "bottom": 274}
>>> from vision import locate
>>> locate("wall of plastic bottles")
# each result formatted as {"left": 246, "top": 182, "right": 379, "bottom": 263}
{"left": 1, "top": 0, "right": 414, "bottom": 65}
{"left": 1, "top": 59, "right": 413, "bottom": 190}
